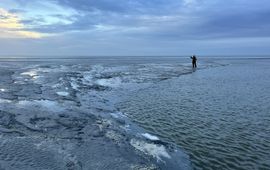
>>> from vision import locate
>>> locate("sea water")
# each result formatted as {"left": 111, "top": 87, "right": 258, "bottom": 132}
{"left": 0, "top": 56, "right": 269, "bottom": 169}
{"left": 118, "top": 58, "right": 270, "bottom": 170}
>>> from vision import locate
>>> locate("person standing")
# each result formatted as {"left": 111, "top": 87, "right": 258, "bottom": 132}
{"left": 190, "top": 55, "right": 197, "bottom": 68}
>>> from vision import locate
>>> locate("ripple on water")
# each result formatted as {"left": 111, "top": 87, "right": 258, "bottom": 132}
{"left": 118, "top": 62, "right": 270, "bottom": 170}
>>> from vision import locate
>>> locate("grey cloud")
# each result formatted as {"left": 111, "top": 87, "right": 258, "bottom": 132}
{"left": 196, "top": 9, "right": 270, "bottom": 39}
{"left": 8, "top": 8, "right": 27, "bottom": 14}
{"left": 53, "top": 0, "right": 182, "bottom": 14}
{"left": 11, "top": 0, "right": 270, "bottom": 41}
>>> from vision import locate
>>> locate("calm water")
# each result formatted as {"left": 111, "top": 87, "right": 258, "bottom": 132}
{"left": 118, "top": 59, "right": 270, "bottom": 170}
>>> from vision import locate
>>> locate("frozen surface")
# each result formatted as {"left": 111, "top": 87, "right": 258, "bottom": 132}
{"left": 0, "top": 57, "right": 210, "bottom": 170}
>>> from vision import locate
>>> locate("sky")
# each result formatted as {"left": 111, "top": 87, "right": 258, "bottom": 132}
{"left": 0, "top": 0, "right": 270, "bottom": 56}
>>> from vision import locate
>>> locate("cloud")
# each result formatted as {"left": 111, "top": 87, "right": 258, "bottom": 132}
{"left": 1, "top": 0, "right": 270, "bottom": 55}
{"left": 20, "top": 0, "right": 268, "bottom": 40}
{"left": 0, "top": 8, "right": 44, "bottom": 38}
{"left": 0, "top": 8, "right": 23, "bottom": 29}
{"left": 0, "top": 30, "right": 43, "bottom": 39}
{"left": 53, "top": 0, "right": 180, "bottom": 14}
{"left": 8, "top": 8, "right": 26, "bottom": 14}
{"left": 183, "top": 0, "right": 198, "bottom": 6}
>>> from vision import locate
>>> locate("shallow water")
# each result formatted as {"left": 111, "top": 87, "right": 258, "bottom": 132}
{"left": 118, "top": 59, "right": 270, "bottom": 170}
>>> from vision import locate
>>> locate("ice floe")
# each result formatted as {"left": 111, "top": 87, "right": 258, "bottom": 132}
{"left": 110, "top": 112, "right": 126, "bottom": 119}
{"left": 130, "top": 138, "right": 171, "bottom": 161}
{"left": 0, "top": 98, "right": 12, "bottom": 103}
{"left": 70, "top": 78, "right": 79, "bottom": 90}
{"left": 56, "top": 91, "right": 69, "bottom": 96}
{"left": 142, "top": 133, "right": 160, "bottom": 141}
{"left": 96, "top": 77, "right": 122, "bottom": 88}
{"left": 21, "top": 70, "right": 38, "bottom": 77}
{"left": 17, "top": 100, "right": 64, "bottom": 112}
